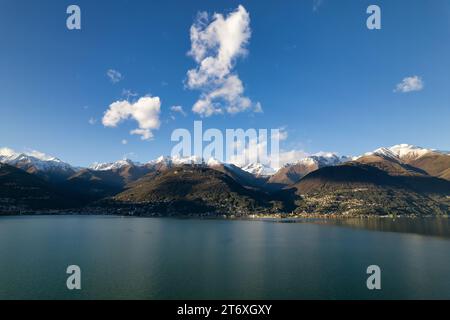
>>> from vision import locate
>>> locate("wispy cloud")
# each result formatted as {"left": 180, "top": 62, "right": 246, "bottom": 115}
{"left": 394, "top": 75, "right": 424, "bottom": 93}
{"left": 122, "top": 152, "right": 137, "bottom": 160}
{"left": 88, "top": 117, "right": 97, "bottom": 125}
{"left": 122, "top": 89, "right": 138, "bottom": 100}
{"left": 313, "top": 0, "right": 323, "bottom": 12}
{"left": 170, "top": 105, "right": 187, "bottom": 117}
{"left": 102, "top": 96, "right": 161, "bottom": 140}
{"left": 186, "top": 5, "right": 261, "bottom": 117}
{"left": 106, "top": 69, "right": 123, "bottom": 83}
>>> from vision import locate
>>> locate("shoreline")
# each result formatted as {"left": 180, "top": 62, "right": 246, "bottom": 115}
{"left": 0, "top": 210, "right": 448, "bottom": 220}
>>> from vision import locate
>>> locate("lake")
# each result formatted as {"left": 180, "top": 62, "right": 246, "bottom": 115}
{"left": 0, "top": 215, "right": 449, "bottom": 299}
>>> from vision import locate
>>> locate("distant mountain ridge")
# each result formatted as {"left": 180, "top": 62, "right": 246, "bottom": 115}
{"left": 1, "top": 144, "right": 448, "bottom": 216}
{"left": 267, "top": 153, "right": 351, "bottom": 188}
{"left": 364, "top": 144, "right": 438, "bottom": 161}
{"left": 0, "top": 148, "right": 76, "bottom": 182}
{"left": 290, "top": 144, "right": 450, "bottom": 216}
{"left": 0, "top": 148, "right": 74, "bottom": 172}
{"left": 2, "top": 144, "right": 447, "bottom": 179}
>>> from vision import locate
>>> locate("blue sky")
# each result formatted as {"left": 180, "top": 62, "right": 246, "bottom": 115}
{"left": 1, "top": 0, "right": 449, "bottom": 166}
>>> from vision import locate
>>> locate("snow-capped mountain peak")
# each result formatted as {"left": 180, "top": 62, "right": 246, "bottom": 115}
{"left": 150, "top": 155, "right": 222, "bottom": 167}
{"left": 2, "top": 144, "right": 446, "bottom": 178}
{"left": 242, "top": 162, "right": 276, "bottom": 177}
{"left": 362, "top": 144, "right": 438, "bottom": 162}
{"left": 289, "top": 152, "right": 350, "bottom": 168}
{"left": 154, "top": 155, "right": 171, "bottom": 164}
{"left": 365, "top": 147, "right": 399, "bottom": 161}
{"left": 388, "top": 144, "right": 435, "bottom": 160}
{"left": 0, "top": 148, "right": 17, "bottom": 158}
{"left": 90, "top": 159, "right": 137, "bottom": 171}
{"left": 0, "top": 147, "right": 73, "bottom": 172}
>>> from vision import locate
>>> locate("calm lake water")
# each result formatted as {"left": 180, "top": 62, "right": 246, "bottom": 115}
{"left": 0, "top": 216, "right": 449, "bottom": 300}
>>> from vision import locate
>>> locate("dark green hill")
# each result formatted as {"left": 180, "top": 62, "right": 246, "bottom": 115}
{"left": 0, "top": 163, "right": 74, "bottom": 212}
{"left": 109, "top": 165, "right": 292, "bottom": 216}
{"left": 63, "top": 165, "right": 154, "bottom": 202}
{"left": 293, "top": 163, "right": 449, "bottom": 216}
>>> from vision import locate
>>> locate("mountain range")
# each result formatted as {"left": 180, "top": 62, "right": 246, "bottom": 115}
{"left": 0, "top": 144, "right": 449, "bottom": 216}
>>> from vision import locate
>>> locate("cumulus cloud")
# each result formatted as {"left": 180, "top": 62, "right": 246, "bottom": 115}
{"left": 186, "top": 5, "right": 260, "bottom": 117}
{"left": 102, "top": 96, "right": 161, "bottom": 141}
{"left": 107, "top": 69, "right": 123, "bottom": 83}
{"left": 394, "top": 76, "right": 424, "bottom": 93}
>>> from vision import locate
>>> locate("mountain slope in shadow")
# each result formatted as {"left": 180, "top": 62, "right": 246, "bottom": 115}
{"left": 293, "top": 163, "right": 450, "bottom": 216}
{"left": 105, "top": 165, "right": 296, "bottom": 216}
{"left": 0, "top": 163, "right": 75, "bottom": 212}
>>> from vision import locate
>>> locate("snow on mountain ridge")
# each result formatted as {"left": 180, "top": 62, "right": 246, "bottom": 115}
{"left": 0, "top": 147, "right": 73, "bottom": 171}
{"left": 283, "top": 152, "right": 351, "bottom": 168}
{"left": 149, "top": 155, "right": 204, "bottom": 166}
{"left": 90, "top": 155, "right": 224, "bottom": 171}
{"left": 0, "top": 148, "right": 17, "bottom": 158}
{"left": 3, "top": 144, "right": 446, "bottom": 175}
{"left": 388, "top": 144, "right": 435, "bottom": 160}
{"left": 364, "top": 147, "right": 399, "bottom": 161}
{"left": 90, "top": 159, "right": 138, "bottom": 171}
{"left": 362, "top": 144, "right": 440, "bottom": 161}
{"left": 149, "top": 155, "right": 224, "bottom": 166}
{"left": 242, "top": 162, "right": 276, "bottom": 176}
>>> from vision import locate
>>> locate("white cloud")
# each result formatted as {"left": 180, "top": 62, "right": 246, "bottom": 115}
{"left": 121, "top": 139, "right": 128, "bottom": 145}
{"left": 229, "top": 146, "right": 309, "bottom": 170}
{"left": 226, "top": 127, "right": 298, "bottom": 169}
{"left": 130, "top": 128, "right": 154, "bottom": 140}
{"left": 394, "top": 76, "right": 424, "bottom": 93}
{"left": 271, "top": 127, "right": 288, "bottom": 142}
{"left": 192, "top": 98, "right": 223, "bottom": 117}
{"left": 107, "top": 69, "right": 123, "bottom": 83}
{"left": 88, "top": 117, "right": 97, "bottom": 125}
{"left": 170, "top": 105, "right": 187, "bottom": 116}
{"left": 277, "top": 149, "right": 310, "bottom": 167}
{"left": 187, "top": 5, "right": 260, "bottom": 117}
{"left": 26, "top": 150, "right": 57, "bottom": 161}
{"left": 102, "top": 96, "right": 161, "bottom": 141}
